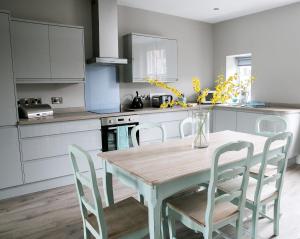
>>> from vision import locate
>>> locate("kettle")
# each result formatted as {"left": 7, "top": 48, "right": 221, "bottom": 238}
{"left": 131, "top": 91, "right": 143, "bottom": 109}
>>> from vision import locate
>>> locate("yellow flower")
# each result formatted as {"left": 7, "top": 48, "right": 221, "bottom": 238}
{"left": 192, "top": 77, "right": 201, "bottom": 93}
{"left": 147, "top": 78, "right": 183, "bottom": 98}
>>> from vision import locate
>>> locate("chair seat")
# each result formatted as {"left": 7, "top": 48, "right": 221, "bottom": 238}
{"left": 88, "top": 197, "right": 148, "bottom": 239}
{"left": 167, "top": 189, "right": 238, "bottom": 226}
{"left": 218, "top": 177, "right": 278, "bottom": 203}
{"left": 250, "top": 164, "right": 278, "bottom": 177}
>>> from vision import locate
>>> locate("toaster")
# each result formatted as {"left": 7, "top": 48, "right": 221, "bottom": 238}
{"left": 151, "top": 95, "right": 173, "bottom": 108}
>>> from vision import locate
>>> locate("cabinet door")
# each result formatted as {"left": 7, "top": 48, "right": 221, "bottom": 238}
{"left": 236, "top": 112, "right": 262, "bottom": 134}
{"left": 132, "top": 34, "right": 157, "bottom": 81}
{"left": 213, "top": 109, "right": 237, "bottom": 132}
{"left": 0, "top": 13, "right": 17, "bottom": 126}
{"left": 0, "top": 127, "right": 23, "bottom": 189}
{"left": 156, "top": 38, "right": 177, "bottom": 82}
{"left": 11, "top": 21, "right": 51, "bottom": 79}
{"left": 49, "top": 26, "right": 85, "bottom": 79}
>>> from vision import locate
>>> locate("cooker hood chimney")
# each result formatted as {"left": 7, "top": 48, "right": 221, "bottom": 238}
{"left": 87, "top": 0, "right": 127, "bottom": 65}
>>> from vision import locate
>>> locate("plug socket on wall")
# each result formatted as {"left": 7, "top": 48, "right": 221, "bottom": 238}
{"left": 51, "top": 97, "right": 63, "bottom": 104}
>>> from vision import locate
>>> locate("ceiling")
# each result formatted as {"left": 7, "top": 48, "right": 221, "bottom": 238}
{"left": 117, "top": 0, "right": 299, "bottom": 23}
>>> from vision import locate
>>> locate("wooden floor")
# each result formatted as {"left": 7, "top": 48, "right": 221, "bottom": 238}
{"left": 0, "top": 165, "right": 300, "bottom": 239}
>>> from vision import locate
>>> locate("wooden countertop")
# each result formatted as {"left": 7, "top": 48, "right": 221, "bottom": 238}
{"left": 17, "top": 104, "right": 300, "bottom": 125}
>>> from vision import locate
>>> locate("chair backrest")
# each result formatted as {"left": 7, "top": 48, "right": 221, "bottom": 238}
{"left": 205, "top": 141, "right": 254, "bottom": 227}
{"left": 69, "top": 144, "right": 107, "bottom": 239}
{"left": 180, "top": 117, "right": 193, "bottom": 138}
{"left": 131, "top": 122, "right": 166, "bottom": 147}
{"left": 255, "top": 115, "right": 287, "bottom": 137}
{"left": 254, "top": 132, "right": 293, "bottom": 204}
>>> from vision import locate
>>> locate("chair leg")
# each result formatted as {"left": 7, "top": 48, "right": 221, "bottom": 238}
{"left": 262, "top": 204, "right": 267, "bottom": 215}
{"left": 83, "top": 227, "right": 91, "bottom": 239}
{"left": 251, "top": 207, "right": 260, "bottom": 239}
{"left": 161, "top": 202, "right": 169, "bottom": 239}
{"left": 274, "top": 199, "right": 280, "bottom": 236}
{"left": 167, "top": 214, "right": 177, "bottom": 239}
{"left": 236, "top": 217, "right": 244, "bottom": 239}
{"left": 138, "top": 193, "right": 144, "bottom": 204}
{"left": 204, "top": 229, "right": 213, "bottom": 239}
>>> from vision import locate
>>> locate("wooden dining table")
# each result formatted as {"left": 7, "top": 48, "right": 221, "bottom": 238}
{"left": 98, "top": 130, "right": 285, "bottom": 239}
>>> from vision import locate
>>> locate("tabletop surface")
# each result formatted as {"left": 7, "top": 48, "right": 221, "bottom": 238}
{"left": 98, "top": 131, "right": 284, "bottom": 185}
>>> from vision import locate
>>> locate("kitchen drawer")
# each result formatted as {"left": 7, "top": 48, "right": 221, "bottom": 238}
{"left": 139, "top": 111, "right": 189, "bottom": 123}
{"left": 21, "top": 130, "right": 101, "bottom": 161}
{"left": 19, "top": 119, "right": 101, "bottom": 138}
{"left": 24, "top": 150, "right": 102, "bottom": 183}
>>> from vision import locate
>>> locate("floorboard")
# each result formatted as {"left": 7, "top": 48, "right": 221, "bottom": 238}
{"left": 0, "top": 165, "right": 300, "bottom": 239}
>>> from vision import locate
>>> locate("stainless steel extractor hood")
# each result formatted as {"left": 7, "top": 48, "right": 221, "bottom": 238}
{"left": 87, "top": 0, "right": 127, "bottom": 65}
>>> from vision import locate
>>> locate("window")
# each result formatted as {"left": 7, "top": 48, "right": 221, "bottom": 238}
{"left": 226, "top": 54, "right": 252, "bottom": 103}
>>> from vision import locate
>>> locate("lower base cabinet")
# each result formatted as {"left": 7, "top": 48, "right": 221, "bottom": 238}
{"left": 19, "top": 119, "right": 102, "bottom": 184}
{"left": 0, "top": 126, "right": 23, "bottom": 189}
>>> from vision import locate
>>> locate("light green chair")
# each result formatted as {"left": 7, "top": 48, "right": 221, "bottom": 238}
{"left": 69, "top": 144, "right": 149, "bottom": 239}
{"left": 165, "top": 141, "right": 254, "bottom": 239}
{"left": 251, "top": 115, "right": 288, "bottom": 178}
{"left": 131, "top": 122, "right": 166, "bottom": 147}
{"left": 255, "top": 115, "right": 287, "bottom": 137}
{"left": 180, "top": 117, "right": 193, "bottom": 138}
{"left": 219, "top": 132, "right": 293, "bottom": 239}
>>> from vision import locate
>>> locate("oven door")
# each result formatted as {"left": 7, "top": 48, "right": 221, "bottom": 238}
{"left": 102, "top": 123, "right": 139, "bottom": 152}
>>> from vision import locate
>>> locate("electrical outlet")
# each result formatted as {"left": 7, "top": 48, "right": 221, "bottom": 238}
{"left": 51, "top": 97, "right": 63, "bottom": 104}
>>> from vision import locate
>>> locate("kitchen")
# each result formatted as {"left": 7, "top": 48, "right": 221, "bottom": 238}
{"left": 0, "top": 0, "right": 300, "bottom": 238}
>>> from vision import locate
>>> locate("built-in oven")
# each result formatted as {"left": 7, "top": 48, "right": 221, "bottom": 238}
{"left": 101, "top": 115, "right": 139, "bottom": 152}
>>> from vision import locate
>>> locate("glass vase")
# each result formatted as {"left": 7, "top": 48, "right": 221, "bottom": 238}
{"left": 192, "top": 111, "right": 210, "bottom": 148}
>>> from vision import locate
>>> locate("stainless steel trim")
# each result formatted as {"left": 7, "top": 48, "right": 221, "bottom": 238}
{"left": 87, "top": 57, "right": 128, "bottom": 65}
{"left": 101, "top": 114, "right": 139, "bottom": 126}
{"left": 107, "top": 125, "right": 136, "bottom": 130}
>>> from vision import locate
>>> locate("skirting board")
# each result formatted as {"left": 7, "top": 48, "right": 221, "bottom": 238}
{"left": 0, "top": 169, "right": 103, "bottom": 200}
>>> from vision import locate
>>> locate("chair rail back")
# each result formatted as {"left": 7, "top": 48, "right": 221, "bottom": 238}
{"left": 254, "top": 132, "right": 293, "bottom": 204}
{"left": 180, "top": 117, "right": 193, "bottom": 138}
{"left": 131, "top": 122, "right": 166, "bottom": 147}
{"left": 255, "top": 115, "right": 287, "bottom": 137}
{"left": 69, "top": 144, "right": 107, "bottom": 239}
{"left": 206, "top": 141, "right": 254, "bottom": 227}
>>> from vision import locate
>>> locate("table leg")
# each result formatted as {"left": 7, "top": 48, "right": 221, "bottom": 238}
{"left": 103, "top": 165, "right": 114, "bottom": 206}
{"left": 148, "top": 199, "right": 163, "bottom": 239}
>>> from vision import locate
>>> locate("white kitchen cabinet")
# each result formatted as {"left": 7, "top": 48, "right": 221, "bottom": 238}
{"left": 19, "top": 119, "right": 102, "bottom": 183}
{"left": 213, "top": 109, "right": 237, "bottom": 132}
{"left": 0, "top": 13, "right": 17, "bottom": 126}
{"left": 123, "top": 33, "right": 178, "bottom": 82}
{"left": 0, "top": 127, "right": 23, "bottom": 189}
{"left": 156, "top": 38, "right": 178, "bottom": 81}
{"left": 236, "top": 112, "right": 262, "bottom": 134}
{"left": 23, "top": 150, "right": 101, "bottom": 183}
{"left": 11, "top": 20, "right": 51, "bottom": 80}
{"left": 11, "top": 19, "right": 85, "bottom": 82}
{"left": 49, "top": 25, "right": 85, "bottom": 80}
{"left": 139, "top": 111, "right": 188, "bottom": 144}
{"left": 131, "top": 34, "right": 157, "bottom": 81}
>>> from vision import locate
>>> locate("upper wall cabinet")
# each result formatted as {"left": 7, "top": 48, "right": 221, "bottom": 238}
{"left": 11, "top": 21, "right": 51, "bottom": 80}
{"left": 123, "top": 33, "right": 178, "bottom": 82}
{"left": 11, "top": 19, "right": 85, "bottom": 83}
{"left": 0, "top": 12, "right": 18, "bottom": 126}
{"left": 49, "top": 26, "right": 85, "bottom": 79}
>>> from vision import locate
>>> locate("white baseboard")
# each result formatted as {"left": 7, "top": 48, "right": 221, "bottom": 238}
{"left": 0, "top": 169, "right": 103, "bottom": 200}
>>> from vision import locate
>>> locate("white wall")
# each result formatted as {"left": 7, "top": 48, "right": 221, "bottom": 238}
{"left": 0, "top": 1, "right": 214, "bottom": 108}
{"left": 118, "top": 6, "right": 213, "bottom": 104}
{"left": 213, "top": 3, "right": 300, "bottom": 104}
{"left": 16, "top": 84, "right": 85, "bottom": 109}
